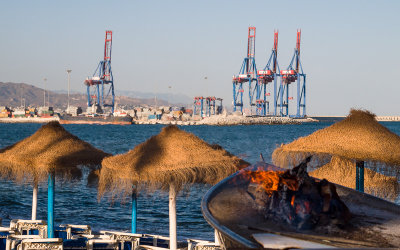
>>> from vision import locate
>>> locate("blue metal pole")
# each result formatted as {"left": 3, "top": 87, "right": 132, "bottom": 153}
{"left": 212, "top": 100, "right": 215, "bottom": 115}
{"left": 286, "top": 84, "right": 289, "bottom": 116}
{"left": 213, "top": 100, "right": 215, "bottom": 115}
{"left": 200, "top": 99, "right": 203, "bottom": 118}
{"left": 47, "top": 173, "right": 55, "bottom": 238}
{"left": 356, "top": 161, "right": 364, "bottom": 192}
{"left": 232, "top": 83, "right": 236, "bottom": 112}
{"left": 131, "top": 189, "right": 137, "bottom": 234}
{"left": 297, "top": 74, "right": 300, "bottom": 118}
{"left": 96, "top": 85, "right": 101, "bottom": 107}
{"left": 240, "top": 83, "right": 243, "bottom": 113}
{"left": 356, "top": 164, "right": 359, "bottom": 191}
{"left": 87, "top": 85, "right": 91, "bottom": 107}
{"left": 101, "top": 81, "right": 104, "bottom": 107}
{"left": 205, "top": 100, "right": 207, "bottom": 117}
{"left": 273, "top": 77, "right": 277, "bottom": 116}
{"left": 303, "top": 75, "right": 306, "bottom": 116}
{"left": 248, "top": 78, "right": 252, "bottom": 109}
{"left": 264, "top": 84, "right": 267, "bottom": 115}
{"left": 280, "top": 82, "right": 283, "bottom": 116}
{"left": 110, "top": 63, "right": 115, "bottom": 113}
{"left": 206, "top": 100, "right": 209, "bottom": 117}
{"left": 360, "top": 164, "right": 364, "bottom": 192}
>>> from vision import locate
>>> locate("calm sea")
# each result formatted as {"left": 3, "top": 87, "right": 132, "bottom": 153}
{"left": 0, "top": 122, "right": 399, "bottom": 240}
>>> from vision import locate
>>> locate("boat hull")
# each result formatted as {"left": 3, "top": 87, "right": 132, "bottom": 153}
{"left": 201, "top": 162, "right": 400, "bottom": 249}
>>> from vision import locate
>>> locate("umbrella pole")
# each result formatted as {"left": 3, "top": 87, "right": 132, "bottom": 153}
{"left": 356, "top": 161, "right": 364, "bottom": 192}
{"left": 32, "top": 181, "right": 38, "bottom": 220}
{"left": 215, "top": 229, "right": 221, "bottom": 245}
{"left": 131, "top": 188, "right": 137, "bottom": 234}
{"left": 47, "top": 173, "right": 55, "bottom": 238}
{"left": 169, "top": 184, "right": 177, "bottom": 250}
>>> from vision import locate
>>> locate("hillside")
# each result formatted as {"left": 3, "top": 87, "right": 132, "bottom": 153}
{"left": 0, "top": 82, "right": 175, "bottom": 109}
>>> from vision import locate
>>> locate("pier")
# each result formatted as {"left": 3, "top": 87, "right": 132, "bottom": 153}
{"left": 376, "top": 116, "right": 400, "bottom": 121}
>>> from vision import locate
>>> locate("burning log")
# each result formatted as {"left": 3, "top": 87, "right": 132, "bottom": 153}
{"left": 242, "top": 157, "right": 351, "bottom": 231}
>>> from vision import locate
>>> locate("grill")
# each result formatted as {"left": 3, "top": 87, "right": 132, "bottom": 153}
{"left": 202, "top": 162, "right": 400, "bottom": 249}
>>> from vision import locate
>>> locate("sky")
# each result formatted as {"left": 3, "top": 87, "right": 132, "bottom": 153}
{"left": 0, "top": 0, "right": 399, "bottom": 116}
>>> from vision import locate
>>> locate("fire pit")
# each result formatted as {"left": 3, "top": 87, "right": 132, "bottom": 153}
{"left": 202, "top": 161, "right": 400, "bottom": 249}
{"left": 241, "top": 158, "right": 351, "bottom": 232}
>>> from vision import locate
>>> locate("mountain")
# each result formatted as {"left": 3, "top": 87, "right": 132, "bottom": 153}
{"left": 115, "top": 90, "right": 193, "bottom": 105}
{"left": 0, "top": 82, "right": 182, "bottom": 109}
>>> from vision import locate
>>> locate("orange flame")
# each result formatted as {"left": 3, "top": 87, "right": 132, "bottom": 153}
{"left": 243, "top": 169, "right": 299, "bottom": 196}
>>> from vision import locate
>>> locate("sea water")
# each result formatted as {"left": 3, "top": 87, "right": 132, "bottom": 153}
{"left": 0, "top": 122, "right": 399, "bottom": 240}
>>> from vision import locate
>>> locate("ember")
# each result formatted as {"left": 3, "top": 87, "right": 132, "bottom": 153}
{"left": 243, "top": 158, "right": 351, "bottom": 230}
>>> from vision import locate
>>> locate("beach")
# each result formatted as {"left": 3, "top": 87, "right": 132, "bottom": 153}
{"left": 0, "top": 122, "right": 398, "bottom": 241}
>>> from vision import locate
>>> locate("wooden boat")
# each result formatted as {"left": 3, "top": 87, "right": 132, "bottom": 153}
{"left": 201, "top": 162, "right": 400, "bottom": 249}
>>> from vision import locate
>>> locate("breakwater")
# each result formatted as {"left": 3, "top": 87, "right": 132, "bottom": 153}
{"left": 0, "top": 115, "right": 317, "bottom": 125}
{"left": 312, "top": 116, "right": 400, "bottom": 123}
{"left": 376, "top": 116, "right": 400, "bottom": 122}
{"left": 0, "top": 117, "right": 58, "bottom": 123}
{"left": 136, "top": 115, "right": 317, "bottom": 125}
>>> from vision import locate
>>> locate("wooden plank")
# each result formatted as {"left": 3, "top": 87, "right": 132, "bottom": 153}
{"left": 248, "top": 225, "right": 379, "bottom": 247}
{"left": 252, "top": 233, "right": 335, "bottom": 249}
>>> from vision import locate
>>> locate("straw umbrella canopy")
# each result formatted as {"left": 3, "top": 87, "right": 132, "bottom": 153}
{"left": 99, "top": 125, "right": 249, "bottom": 250}
{"left": 309, "top": 156, "right": 400, "bottom": 201}
{"left": 0, "top": 121, "right": 110, "bottom": 237}
{"left": 272, "top": 109, "right": 400, "bottom": 193}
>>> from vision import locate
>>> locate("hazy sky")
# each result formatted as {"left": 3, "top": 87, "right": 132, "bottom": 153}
{"left": 1, "top": 0, "right": 399, "bottom": 115}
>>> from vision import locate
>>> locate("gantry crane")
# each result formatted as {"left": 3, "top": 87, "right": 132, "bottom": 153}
{"left": 84, "top": 30, "right": 115, "bottom": 114}
{"left": 232, "top": 27, "right": 258, "bottom": 114}
{"left": 278, "top": 30, "right": 306, "bottom": 117}
{"left": 194, "top": 96, "right": 223, "bottom": 117}
{"left": 257, "top": 30, "right": 280, "bottom": 116}
{"left": 194, "top": 96, "right": 205, "bottom": 117}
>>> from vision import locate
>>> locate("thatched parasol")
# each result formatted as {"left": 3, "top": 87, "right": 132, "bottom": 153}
{"left": 309, "top": 156, "right": 400, "bottom": 201}
{"left": 0, "top": 121, "right": 110, "bottom": 237}
{"left": 272, "top": 109, "right": 400, "bottom": 194}
{"left": 0, "top": 121, "right": 109, "bottom": 182}
{"left": 99, "top": 125, "right": 248, "bottom": 250}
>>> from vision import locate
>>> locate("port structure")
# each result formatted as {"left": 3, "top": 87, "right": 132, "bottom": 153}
{"left": 232, "top": 27, "right": 258, "bottom": 114}
{"left": 194, "top": 96, "right": 205, "bottom": 117}
{"left": 84, "top": 30, "right": 115, "bottom": 113}
{"left": 257, "top": 30, "right": 280, "bottom": 116}
{"left": 205, "top": 97, "right": 223, "bottom": 116}
{"left": 194, "top": 96, "right": 223, "bottom": 117}
{"left": 278, "top": 30, "right": 306, "bottom": 117}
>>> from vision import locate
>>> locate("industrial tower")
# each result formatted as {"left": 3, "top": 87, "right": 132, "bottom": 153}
{"left": 194, "top": 96, "right": 223, "bottom": 117}
{"left": 84, "top": 30, "right": 115, "bottom": 114}
{"left": 194, "top": 96, "right": 205, "bottom": 117}
{"left": 257, "top": 30, "right": 280, "bottom": 116}
{"left": 205, "top": 97, "right": 215, "bottom": 117}
{"left": 206, "top": 97, "right": 222, "bottom": 116}
{"left": 278, "top": 30, "right": 306, "bottom": 117}
{"left": 232, "top": 27, "right": 258, "bottom": 113}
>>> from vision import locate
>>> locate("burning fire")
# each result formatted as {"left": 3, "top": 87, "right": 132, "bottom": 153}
{"left": 233, "top": 162, "right": 351, "bottom": 230}
{"left": 243, "top": 168, "right": 298, "bottom": 196}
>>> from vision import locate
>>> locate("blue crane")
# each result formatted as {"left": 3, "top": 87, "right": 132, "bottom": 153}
{"left": 84, "top": 30, "right": 115, "bottom": 114}
{"left": 278, "top": 30, "right": 306, "bottom": 117}
{"left": 257, "top": 30, "right": 280, "bottom": 116}
{"left": 232, "top": 27, "right": 259, "bottom": 114}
